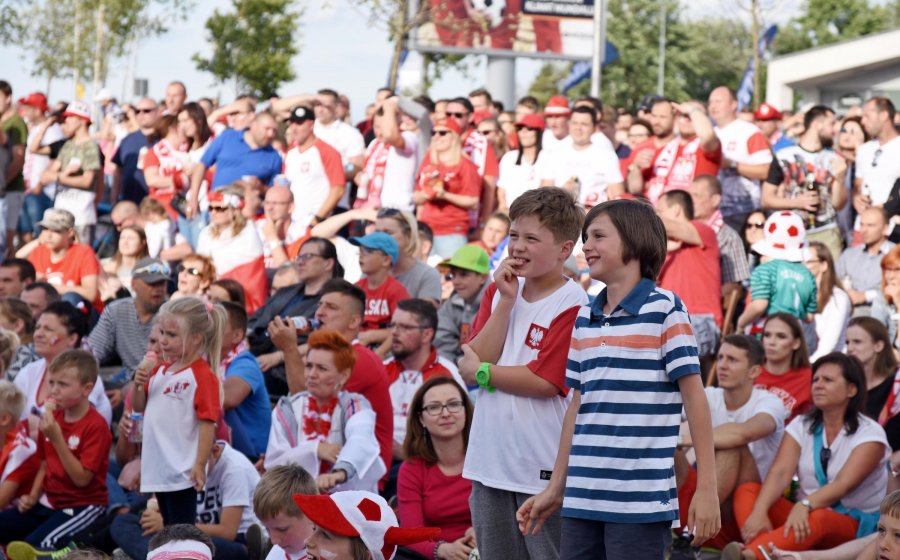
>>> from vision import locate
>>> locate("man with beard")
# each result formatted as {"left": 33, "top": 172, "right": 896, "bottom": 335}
{"left": 87, "top": 257, "right": 169, "bottom": 406}
{"left": 761, "top": 105, "right": 848, "bottom": 257}
{"left": 383, "top": 298, "right": 464, "bottom": 461}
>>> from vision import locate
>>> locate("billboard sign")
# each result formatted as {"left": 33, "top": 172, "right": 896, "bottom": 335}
{"left": 411, "top": 0, "right": 597, "bottom": 60}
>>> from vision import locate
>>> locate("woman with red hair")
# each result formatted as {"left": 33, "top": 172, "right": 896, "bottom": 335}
{"left": 870, "top": 245, "right": 900, "bottom": 348}
{"left": 264, "top": 330, "right": 386, "bottom": 494}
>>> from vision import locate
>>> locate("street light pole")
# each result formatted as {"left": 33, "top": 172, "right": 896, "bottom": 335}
{"left": 590, "top": 0, "right": 605, "bottom": 97}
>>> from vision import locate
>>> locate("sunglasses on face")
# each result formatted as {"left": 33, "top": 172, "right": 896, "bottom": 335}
{"left": 745, "top": 222, "right": 765, "bottom": 230}
{"left": 478, "top": 128, "right": 498, "bottom": 135}
{"left": 446, "top": 112, "right": 467, "bottom": 119}
{"left": 136, "top": 108, "right": 156, "bottom": 114}
{"left": 177, "top": 264, "right": 202, "bottom": 276}
{"left": 209, "top": 206, "right": 230, "bottom": 213}
{"left": 434, "top": 130, "right": 452, "bottom": 137}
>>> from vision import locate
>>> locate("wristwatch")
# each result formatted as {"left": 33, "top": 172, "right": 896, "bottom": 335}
{"left": 475, "top": 362, "right": 496, "bottom": 393}
{"left": 800, "top": 498, "right": 813, "bottom": 510}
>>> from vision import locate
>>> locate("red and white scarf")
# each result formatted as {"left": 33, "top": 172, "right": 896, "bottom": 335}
{"left": 705, "top": 209, "right": 725, "bottom": 234}
{"left": 878, "top": 370, "right": 900, "bottom": 426}
{"left": 354, "top": 139, "right": 390, "bottom": 209}
{"left": 303, "top": 396, "right": 339, "bottom": 474}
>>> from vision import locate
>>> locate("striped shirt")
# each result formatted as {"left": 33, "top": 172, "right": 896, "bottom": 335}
{"left": 563, "top": 278, "right": 700, "bottom": 523}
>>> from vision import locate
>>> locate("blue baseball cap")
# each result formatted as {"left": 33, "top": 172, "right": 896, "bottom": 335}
{"left": 350, "top": 232, "right": 399, "bottom": 265}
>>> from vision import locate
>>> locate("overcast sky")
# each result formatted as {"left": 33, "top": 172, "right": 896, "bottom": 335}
{"left": 1, "top": 0, "right": 802, "bottom": 121}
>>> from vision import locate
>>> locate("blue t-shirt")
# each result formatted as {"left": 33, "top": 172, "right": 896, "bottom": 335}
{"left": 201, "top": 128, "right": 283, "bottom": 190}
{"left": 224, "top": 351, "right": 271, "bottom": 458}
{"left": 111, "top": 131, "right": 152, "bottom": 203}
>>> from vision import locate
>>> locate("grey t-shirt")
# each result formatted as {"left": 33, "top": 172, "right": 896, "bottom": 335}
{"left": 394, "top": 260, "right": 441, "bottom": 302}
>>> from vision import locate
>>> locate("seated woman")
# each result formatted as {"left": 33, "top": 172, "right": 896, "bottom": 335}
{"left": 0, "top": 298, "right": 38, "bottom": 380}
{"left": 870, "top": 245, "right": 900, "bottom": 348}
{"left": 846, "top": 317, "right": 900, "bottom": 492}
{"left": 264, "top": 330, "right": 385, "bottom": 493}
{"left": 170, "top": 253, "right": 216, "bottom": 300}
{"left": 725, "top": 353, "right": 890, "bottom": 559}
{"left": 804, "top": 242, "right": 850, "bottom": 362}
{"left": 755, "top": 313, "right": 813, "bottom": 421}
{"left": 397, "top": 377, "right": 476, "bottom": 560}
{"left": 196, "top": 187, "right": 267, "bottom": 314}
{"left": 100, "top": 225, "right": 150, "bottom": 300}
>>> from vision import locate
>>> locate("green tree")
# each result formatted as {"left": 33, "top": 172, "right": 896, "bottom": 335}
{"left": 193, "top": 0, "right": 302, "bottom": 98}
{"left": 774, "top": 0, "right": 898, "bottom": 54}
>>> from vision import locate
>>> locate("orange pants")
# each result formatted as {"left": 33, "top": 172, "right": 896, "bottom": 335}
{"left": 733, "top": 482, "right": 858, "bottom": 559}
{"left": 677, "top": 466, "right": 742, "bottom": 549}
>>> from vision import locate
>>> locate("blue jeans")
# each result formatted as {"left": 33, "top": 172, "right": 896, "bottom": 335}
{"left": 111, "top": 513, "right": 249, "bottom": 560}
{"left": 19, "top": 192, "right": 53, "bottom": 236}
{"left": 559, "top": 517, "right": 672, "bottom": 560}
{"left": 178, "top": 213, "right": 207, "bottom": 250}
{"left": 432, "top": 234, "right": 468, "bottom": 259}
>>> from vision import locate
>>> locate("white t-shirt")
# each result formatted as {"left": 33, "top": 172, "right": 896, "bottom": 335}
{"left": 856, "top": 137, "right": 900, "bottom": 206}
{"left": 144, "top": 219, "right": 176, "bottom": 258}
{"left": 497, "top": 150, "right": 548, "bottom": 207}
{"left": 197, "top": 443, "right": 261, "bottom": 535}
{"left": 197, "top": 222, "right": 264, "bottom": 277}
{"left": 541, "top": 131, "right": 614, "bottom": 153}
{"left": 811, "top": 288, "right": 851, "bottom": 362}
{"left": 385, "top": 356, "right": 465, "bottom": 444}
{"left": 715, "top": 119, "right": 773, "bottom": 216}
{"left": 786, "top": 414, "right": 889, "bottom": 512}
{"left": 265, "top": 546, "right": 305, "bottom": 560}
{"left": 25, "top": 122, "right": 65, "bottom": 190}
{"left": 255, "top": 218, "right": 306, "bottom": 269}
{"left": 704, "top": 387, "right": 785, "bottom": 479}
{"left": 14, "top": 358, "right": 112, "bottom": 426}
{"left": 541, "top": 142, "right": 623, "bottom": 207}
{"left": 314, "top": 119, "right": 364, "bottom": 208}
{"left": 463, "top": 278, "right": 588, "bottom": 494}
{"left": 333, "top": 236, "right": 361, "bottom": 283}
{"left": 378, "top": 131, "right": 419, "bottom": 212}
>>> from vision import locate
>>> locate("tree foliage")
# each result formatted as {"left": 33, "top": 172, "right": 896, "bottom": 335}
{"left": 193, "top": 0, "right": 302, "bottom": 98}
{"left": 773, "top": 0, "right": 900, "bottom": 54}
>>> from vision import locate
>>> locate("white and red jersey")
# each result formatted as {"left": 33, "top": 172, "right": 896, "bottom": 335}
{"left": 353, "top": 131, "right": 419, "bottom": 212}
{"left": 0, "top": 421, "right": 38, "bottom": 500}
{"left": 462, "top": 278, "right": 588, "bottom": 494}
{"left": 461, "top": 130, "right": 499, "bottom": 179}
{"left": 632, "top": 136, "right": 723, "bottom": 204}
{"left": 715, "top": 119, "right": 773, "bottom": 217}
{"left": 541, "top": 142, "right": 623, "bottom": 207}
{"left": 384, "top": 347, "right": 465, "bottom": 444}
{"left": 314, "top": 119, "right": 365, "bottom": 208}
{"left": 141, "top": 358, "right": 221, "bottom": 493}
{"left": 283, "top": 138, "right": 345, "bottom": 228}
{"left": 197, "top": 221, "right": 268, "bottom": 314}
{"left": 497, "top": 150, "right": 548, "bottom": 207}
{"left": 255, "top": 217, "right": 307, "bottom": 269}
{"left": 144, "top": 139, "right": 192, "bottom": 219}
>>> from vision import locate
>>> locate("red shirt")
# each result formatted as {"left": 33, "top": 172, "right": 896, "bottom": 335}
{"left": 350, "top": 343, "right": 394, "bottom": 477}
{"left": 28, "top": 243, "right": 103, "bottom": 310}
{"left": 0, "top": 421, "right": 39, "bottom": 501}
{"left": 658, "top": 220, "right": 722, "bottom": 325}
{"left": 755, "top": 365, "right": 812, "bottom": 422}
{"left": 416, "top": 158, "right": 481, "bottom": 235}
{"left": 356, "top": 276, "right": 410, "bottom": 331}
{"left": 397, "top": 457, "right": 473, "bottom": 557}
{"left": 622, "top": 137, "right": 722, "bottom": 203}
{"left": 38, "top": 407, "right": 111, "bottom": 508}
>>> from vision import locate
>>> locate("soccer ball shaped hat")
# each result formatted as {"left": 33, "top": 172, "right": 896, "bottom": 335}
{"left": 293, "top": 491, "right": 441, "bottom": 560}
{"left": 751, "top": 211, "right": 811, "bottom": 263}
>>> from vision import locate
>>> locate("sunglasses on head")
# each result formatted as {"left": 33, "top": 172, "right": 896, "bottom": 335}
{"left": 133, "top": 262, "right": 171, "bottom": 276}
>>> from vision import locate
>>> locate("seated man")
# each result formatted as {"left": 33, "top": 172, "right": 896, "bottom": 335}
{"left": 20, "top": 282, "right": 59, "bottom": 319}
{"left": 0, "top": 258, "right": 36, "bottom": 298}
{"left": 435, "top": 245, "right": 491, "bottom": 365}
{"left": 220, "top": 301, "right": 271, "bottom": 461}
{"left": 674, "top": 334, "right": 785, "bottom": 551}
{"left": 112, "top": 440, "right": 261, "bottom": 560}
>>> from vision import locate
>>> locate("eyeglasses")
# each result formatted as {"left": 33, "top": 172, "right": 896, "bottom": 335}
{"left": 422, "top": 400, "right": 465, "bottom": 416}
{"left": 296, "top": 253, "right": 323, "bottom": 262}
{"left": 133, "top": 262, "right": 171, "bottom": 276}
{"left": 873, "top": 148, "right": 883, "bottom": 168}
{"left": 745, "top": 222, "right": 765, "bottom": 230}
{"left": 820, "top": 446, "right": 831, "bottom": 478}
{"left": 177, "top": 265, "right": 202, "bottom": 276}
{"left": 387, "top": 322, "right": 428, "bottom": 332}
{"left": 135, "top": 108, "right": 156, "bottom": 114}
{"left": 434, "top": 130, "right": 452, "bottom": 137}
{"left": 446, "top": 112, "right": 467, "bottom": 119}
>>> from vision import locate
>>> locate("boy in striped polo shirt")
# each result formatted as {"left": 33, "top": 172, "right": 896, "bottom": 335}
{"left": 517, "top": 198, "right": 720, "bottom": 559}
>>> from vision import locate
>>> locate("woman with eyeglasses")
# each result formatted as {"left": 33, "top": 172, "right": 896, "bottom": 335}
{"left": 742, "top": 209, "right": 768, "bottom": 274}
{"left": 265, "top": 330, "right": 385, "bottom": 494}
{"left": 497, "top": 114, "right": 547, "bottom": 213}
{"left": 414, "top": 117, "right": 481, "bottom": 259}
{"left": 725, "top": 353, "right": 889, "bottom": 560}
{"left": 170, "top": 253, "right": 216, "bottom": 300}
{"left": 870, "top": 245, "right": 900, "bottom": 348}
{"left": 397, "top": 376, "right": 476, "bottom": 560}
{"left": 804, "top": 242, "right": 851, "bottom": 361}
{"left": 100, "top": 225, "right": 149, "bottom": 301}
{"left": 196, "top": 185, "right": 267, "bottom": 313}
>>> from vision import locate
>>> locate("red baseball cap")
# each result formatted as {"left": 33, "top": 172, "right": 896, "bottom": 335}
{"left": 18, "top": 92, "right": 49, "bottom": 113}
{"left": 433, "top": 117, "right": 462, "bottom": 136}
{"left": 544, "top": 95, "right": 571, "bottom": 116}
{"left": 754, "top": 103, "right": 784, "bottom": 122}
{"left": 515, "top": 113, "right": 546, "bottom": 131}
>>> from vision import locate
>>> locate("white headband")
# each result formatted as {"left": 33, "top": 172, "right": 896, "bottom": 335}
{"left": 147, "top": 540, "right": 213, "bottom": 560}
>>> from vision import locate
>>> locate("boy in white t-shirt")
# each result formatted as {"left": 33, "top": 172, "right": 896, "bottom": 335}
{"left": 458, "top": 187, "right": 588, "bottom": 560}
{"left": 675, "top": 334, "right": 785, "bottom": 551}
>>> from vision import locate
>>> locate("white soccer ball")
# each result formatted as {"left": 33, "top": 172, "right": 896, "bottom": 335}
{"left": 470, "top": 0, "right": 506, "bottom": 27}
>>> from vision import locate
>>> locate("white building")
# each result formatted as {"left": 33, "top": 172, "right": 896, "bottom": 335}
{"left": 766, "top": 28, "right": 900, "bottom": 112}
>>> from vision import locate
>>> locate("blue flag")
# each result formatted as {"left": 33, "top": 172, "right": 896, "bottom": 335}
{"left": 561, "top": 41, "right": 620, "bottom": 93}
{"left": 736, "top": 25, "right": 779, "bottom": 110}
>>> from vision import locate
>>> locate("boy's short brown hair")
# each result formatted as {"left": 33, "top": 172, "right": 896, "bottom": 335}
{"left": 582, "top": 199, "right": 667, "bottom": 280}
{"left": 253, "top": 464, "right": 318, "bottom": 520}
{"left": 509, "top": 188, "right": 584, "bottom": 244}
{"left": 48, "top": 349, "right": 99, "bottom": 386}
{"left": 881, "top": 490, "right": 900, "bottom": 518}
